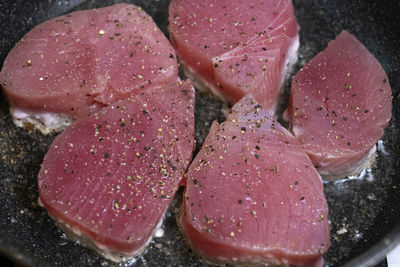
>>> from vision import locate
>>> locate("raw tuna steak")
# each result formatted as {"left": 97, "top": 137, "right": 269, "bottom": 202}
{"left": 181, "top": 96, "right": 330, "bottom": 266}
{"left": 285, "top": 31, "right": 392, "bottom": 179}
{"left": 169, "top": 0, "right": 299, "bottom": 113}
{"left": 38, "top": 80, "right": 195, "bottom": 261}
{"left": 0, "top": 3, "right": 178, "bottom": 133}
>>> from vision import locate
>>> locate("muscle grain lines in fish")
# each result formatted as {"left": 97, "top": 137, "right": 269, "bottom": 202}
{"left": 169, "top": 0, "right": 300, "bottom": 114}
{"left": 181, "top": 95, "right": 330, "bottom": 267}
{"left": 0, "top": 4, "right": 178, "bottom": 134}
{"left": 285, "top": 31, "right": 392, "bottom": 179}
{"left": 38, "top": 80, "right": 195, "bottom": 261}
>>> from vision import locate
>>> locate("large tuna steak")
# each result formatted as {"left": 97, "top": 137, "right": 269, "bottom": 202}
{"left": 285, "top": 31, "right": 392, "bottom": 179}
{"left": 0, "top": 3, "right": 178, "bottom": 133}
{"left": 181, "top": 95, "right": 330, "bottom": 266}
{"left": 169, "top": 0, "right": 299, "bottom": 113}
{"left": 37, "top": 80, "right": 195, "bottom": 261}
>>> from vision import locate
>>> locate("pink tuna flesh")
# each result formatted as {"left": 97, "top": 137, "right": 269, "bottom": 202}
{"left": 181, "top": 95, "right": 330, "bottom": 266}
{"left": 285, "top": 31, "right": 392, "bottom": 179}
{"left": 0, "top": 3, "right": 178, "bottom": 119}
{"left": 169, "top": 0, "right": 299, "bottom": 113}
{"left": 37, "top": 80, "right": 195, "bottom": 260}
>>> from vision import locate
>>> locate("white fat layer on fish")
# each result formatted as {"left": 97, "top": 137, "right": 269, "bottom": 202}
{"left": 38, "top": 196, "right": 165, "bottom": 262}
{"left": 11, "top": 106, "right": 74, "bottom": 134}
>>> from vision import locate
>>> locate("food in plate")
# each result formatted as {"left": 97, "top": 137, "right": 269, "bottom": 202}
{"left": 37, "top": 80, "right": 195, "bottom": 261}
{"left": 0, "top": 3, "right": 178, "bottom": 134}
{"left": 181, "top": 95, "right": 330, "bottom": 266}
{"left": 285, "top": 31, "right": 392, "bottom": 179}
{"left": 169, "top": 0, "right": 299, "bottom": 113}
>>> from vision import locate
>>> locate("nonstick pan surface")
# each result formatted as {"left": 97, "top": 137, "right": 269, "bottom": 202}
{"left": 0, "top": 0, "right": 399, "bottom": 266}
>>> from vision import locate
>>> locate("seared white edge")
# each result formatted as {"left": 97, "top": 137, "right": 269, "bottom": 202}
{"left": 182, "top": 65, "right": 227, "bottom": 100}
{"left": 281, "top": 34, "right": 300, "bottom": 87}
{"left": 319, "top": 145, "right": 377, "bottom": 181}
{"left": 38, "top": 197, "right": 165, "bottom": 262}
{"left": 11, "top": 107, "right": 74, "bottom": 134}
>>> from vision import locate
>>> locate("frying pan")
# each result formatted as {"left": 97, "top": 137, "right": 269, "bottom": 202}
{"left": 0, "top": 0, "right": 399, "bottom": 266}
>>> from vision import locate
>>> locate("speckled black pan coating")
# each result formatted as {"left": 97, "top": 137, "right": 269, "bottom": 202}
{"left": 0, "top": 0, "right": 399, "bottom": 266}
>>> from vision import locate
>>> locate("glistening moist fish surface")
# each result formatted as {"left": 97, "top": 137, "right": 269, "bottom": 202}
{"left": 0, "top": 0, "right": 399, "bottom": 267}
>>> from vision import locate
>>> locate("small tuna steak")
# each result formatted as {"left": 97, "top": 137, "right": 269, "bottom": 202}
{"left": 38, "top": 80, "right": 195, "bottom": 261}
{"left": 285, "top": 31, "right": 392, "bottom": 179}
{"left": 181, "top": 96, "right": 330, "bottom": 266}
{"left": 0, "top": 3, "right": 178, "bottom": 134}
{"left": 169, "top": 0, "right": 299, "bottom": 113}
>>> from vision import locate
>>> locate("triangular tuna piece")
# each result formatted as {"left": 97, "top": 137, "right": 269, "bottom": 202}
{"left": 181, "top": 96, "right": 330, "bottom": 266}
{"left": 285, "top": 31, "right": 392, "bottom": 179}
{"left": 38, "top": 80, "right": 195, "bottom": 261}
{"left": 0, "top": 4, "right": 178, "bottom": 133}
{"left": 169, "top": 0, "right": 299, "bottom": 113}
